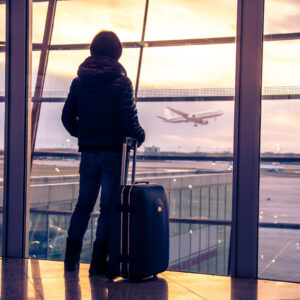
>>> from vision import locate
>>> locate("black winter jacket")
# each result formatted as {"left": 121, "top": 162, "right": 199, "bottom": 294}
{"left": 61, "top": 56, "right": 145, "bottom": 152}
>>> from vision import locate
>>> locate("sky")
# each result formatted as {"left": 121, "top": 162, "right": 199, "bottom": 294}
{"left": 0, "top": 0, "right": 300, "bottom": 153}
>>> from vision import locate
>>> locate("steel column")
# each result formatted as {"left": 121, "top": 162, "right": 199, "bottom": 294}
{"left": 231, "top": 0, "right": 265, "bottom": 277}
{"left": 3, "top": 0, "right": 32, "bottom": 257}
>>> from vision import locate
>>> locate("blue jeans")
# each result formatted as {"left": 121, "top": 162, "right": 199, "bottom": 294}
{"left": 68, "top": 151, "right": 122, "bottom": 244}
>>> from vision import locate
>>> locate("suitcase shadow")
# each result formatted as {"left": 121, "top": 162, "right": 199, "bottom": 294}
{"left": 89, "top": 276, "right": 168, "bottom": 300}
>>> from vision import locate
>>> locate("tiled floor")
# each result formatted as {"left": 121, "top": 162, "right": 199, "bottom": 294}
{"left": 0, "top": 259, "right": 300, "bottom": 299}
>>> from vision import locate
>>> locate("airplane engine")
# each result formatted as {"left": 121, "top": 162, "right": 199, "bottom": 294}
{"left": 200, "top": 120, "right": 209, "bottom": 125}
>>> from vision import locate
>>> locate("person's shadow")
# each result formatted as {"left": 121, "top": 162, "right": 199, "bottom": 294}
{"left": 89, "top": 276, "right": 168, "bottom": 300}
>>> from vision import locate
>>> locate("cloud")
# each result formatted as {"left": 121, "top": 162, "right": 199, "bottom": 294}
{"left": 264, "top": 0, "right": 300, "bottom": 34}
{"left": 50, "top": 0, "right": 145, "bottom": 44}
{"left": 145, "top": 0, "right": 237, "bottom": 40}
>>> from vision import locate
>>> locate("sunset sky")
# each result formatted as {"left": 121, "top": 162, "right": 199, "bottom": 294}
{"left": 1, "top": 0, "right": 300, "bottom": 152}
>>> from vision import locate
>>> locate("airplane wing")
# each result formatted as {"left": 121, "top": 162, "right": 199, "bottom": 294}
{"left": 156, "top": 115, "right": 167, "bottom": 121}
{"left": 166, "top": 107, "right": 189, "bottom": 118}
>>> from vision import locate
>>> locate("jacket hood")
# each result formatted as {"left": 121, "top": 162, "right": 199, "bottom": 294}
{"left": 77, "top": 56, "right": 127, "bottom": 86}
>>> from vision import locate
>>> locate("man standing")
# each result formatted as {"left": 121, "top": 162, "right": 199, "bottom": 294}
{"left": 61, "top": 30, "right": 145, "bottom": 275}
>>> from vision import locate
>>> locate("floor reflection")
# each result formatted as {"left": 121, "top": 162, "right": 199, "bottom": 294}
{"left": 0, "top": 259, "right": 299, "bottom": 299}
{"left": 89, "top": 276, "right": 168, "bottom": 300}
{"left": 64, "top": 272, "right": 82, "bottom": 300}
{"left": 31, "top": 259, "right": 44, "bottom": 299}
{"left": 1, "top": 258, "right": 28, "bottom": 300}
{"left": 231, "top": 277, "right": 257, "bottom": 300}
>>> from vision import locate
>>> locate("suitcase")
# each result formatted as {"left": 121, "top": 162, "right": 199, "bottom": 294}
{"left": 106, "top": 137, "right": 169, "bottom": 281}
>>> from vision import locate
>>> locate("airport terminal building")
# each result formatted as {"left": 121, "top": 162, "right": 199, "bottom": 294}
{"left": 1, "top": 0, "right": 300, "bottom": 298}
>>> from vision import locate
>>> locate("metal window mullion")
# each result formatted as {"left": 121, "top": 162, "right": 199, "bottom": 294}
{"left": 231, "top": 0, "right": 264, "bottom": 278}
{"left": 134, "top": 0, "right": 149, "bottom": 98}
{"left": 3, "top": 0, "right": 32, "bottom": 257}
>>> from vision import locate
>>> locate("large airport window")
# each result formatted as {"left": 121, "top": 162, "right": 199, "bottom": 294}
{"left": 28, "top": 0, "right": 236, "bottom": 276}
{"left": 258, "top": 0, "right": 300, "bottom": 282}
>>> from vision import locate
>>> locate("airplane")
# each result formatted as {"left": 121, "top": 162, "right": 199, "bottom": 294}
{"left": 157, "top": 106, "right": 223, "bottom": 126}
{"left": 227, "top": 164, "right": 284, "bottom": 172}
{"left": 260, "top": 164, "right": 284, "bottom": 172}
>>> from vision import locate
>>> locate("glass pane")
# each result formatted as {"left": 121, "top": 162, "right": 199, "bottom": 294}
{"left": 259, "top": 229, "right": 300, "bottom": 281}
{"left": 181, "top": 188, "right": 191, "bottom": 218}
{"left": 0, "top": 53, "right": 4, "bottom": 96}
{"left": 51, "top": 0, "right": 146, "bottom": 44}
{"left": 264, "top": 0, "right": 300, "bottom": 34}
{"left": 263, "top": 41, "right": 300, "bottom": 87}
{"left": 218, "top": 186, "right": 226, "bottom": 220}
{"left": 0, "top": 2, "right": 5, "bottom": 41}
{"left": 169, "top": 189, "right": 180, "bottom": 217}
{"left": 259, "top": 1, "right": 300, "bottom": 282}
{"left": 34, "top": 103, "right": 77, "bottom": 150}
{"left": 191, "top": 188, "right": 201, "bottom": 218}
{"left": 32, "top": 51, "right": 41, "bottom": 96}
{"left": 201, "top": 187, "right": 210, "bottom": 219}
{"left": 139, "top": 44, "right": 236, "bottom": 91}
{"left": 33, "top": 1, "right": 48, "bottom": 43}
{"left": 44, "top": 49, "right": 139, "bottom": 97}
{"left": 145, "top": 0, "right": 237, "bottom": 40}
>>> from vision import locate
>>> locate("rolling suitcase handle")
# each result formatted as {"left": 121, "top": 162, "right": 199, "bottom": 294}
{"left": 120, "top": 137, "right": 137, "bottom": 186}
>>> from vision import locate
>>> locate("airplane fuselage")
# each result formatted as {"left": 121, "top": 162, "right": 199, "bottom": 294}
{"left": 156, "top": 107, "right": 223, "bottom": 125}
{"left": 186, "top": 111, "right": 223, "bottom": 123}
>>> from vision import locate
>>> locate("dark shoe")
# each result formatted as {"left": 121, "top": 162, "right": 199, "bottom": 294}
{"left": 89, "top": 241, "right": 108, "bottom": 276}
{"left": 64, "top": 237, "right": 82, "bottom": 272}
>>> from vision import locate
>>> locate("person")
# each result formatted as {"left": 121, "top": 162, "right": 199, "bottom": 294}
{"left": 61, "top": 30, "right": 145, "bottom": 275}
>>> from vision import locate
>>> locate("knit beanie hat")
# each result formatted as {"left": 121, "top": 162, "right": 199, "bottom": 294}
{"left": 90, "top": 30, "right": 122, "bottom": 61}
